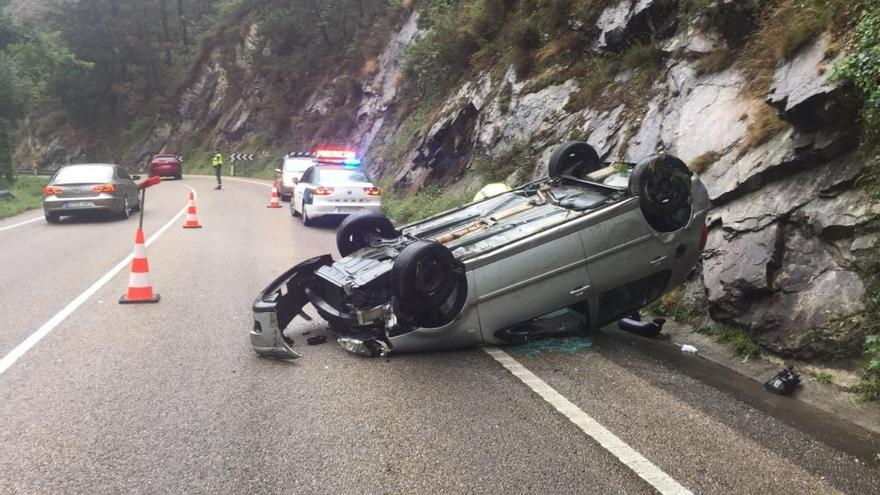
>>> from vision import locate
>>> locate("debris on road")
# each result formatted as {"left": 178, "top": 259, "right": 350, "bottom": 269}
{"left": 764, "top": 366, "right": 802, "bottom": 395}
{"left": 306, "top": 335, "right": 328, "bottom": 346}
{"left": 681, "top": 344, "right": 698, "bottom": 354}
{"left": 618, "top": 316, "right": 665, "bottom": 338}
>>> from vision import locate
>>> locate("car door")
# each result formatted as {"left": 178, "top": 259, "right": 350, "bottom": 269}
{"left": 474, "top": 232, "right": 592, "bottom": 339}
{"left": 579, "top": 201, "right": 673, "bottom": 327}
{"left": 293, "top": 167, "right": 314, "bottom": 212}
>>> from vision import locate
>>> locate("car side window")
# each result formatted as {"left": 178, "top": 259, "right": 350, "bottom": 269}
{"left": 118, "top": 169, "right": 131, "bottom": 181}
{"left": 301, "top": 168, "right": 313, "bottom": 184}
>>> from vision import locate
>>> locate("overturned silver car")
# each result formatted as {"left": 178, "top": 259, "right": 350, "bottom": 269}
{"left": 251, "top": 141, "right": 710, "bottom": 358}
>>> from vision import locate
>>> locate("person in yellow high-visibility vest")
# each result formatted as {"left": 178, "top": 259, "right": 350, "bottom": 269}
{"left": 212, "top": 152, "right": 223, "bottom": 190}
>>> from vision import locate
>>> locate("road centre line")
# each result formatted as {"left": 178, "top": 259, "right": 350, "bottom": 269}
{"left": 483, "top": 347, "right": 693, "bottom": 495}
{"left": 0, "top": 187, "right": 195, "bottom": 376}
{"left": 0, "top": 215, "right": 44, "bottom": 233}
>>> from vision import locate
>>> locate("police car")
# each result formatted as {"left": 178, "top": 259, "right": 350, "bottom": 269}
{"left": 289, "top": 148, "right": 382, "bottom": 226}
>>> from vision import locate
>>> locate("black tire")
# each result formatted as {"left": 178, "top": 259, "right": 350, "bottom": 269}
{"left": 45, "top": 212, "right": 60, "bottom": 224}
{"left": 302, "top": 201, "right": 314, "bottom": 226}
{"left": 628, "top": 154, "right": 693, "bottom": 232}
{"left": 175, "top": 174, "right": 182, "bottom": 180}
{"left": 118, "top": 197, "right": 131, "bottom": 220}
{"left": 336, "top": 211, "right": 398, "bottom": 257}
{"left": 548, "top": 141, "right": 601, "bottom": 179}
{"left": 391, "top": 241, "right": 467, "bottom": 328}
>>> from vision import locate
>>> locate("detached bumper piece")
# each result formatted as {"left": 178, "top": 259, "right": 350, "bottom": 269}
{"left": 251, "top": 255, "right": 333, "bottom": 359}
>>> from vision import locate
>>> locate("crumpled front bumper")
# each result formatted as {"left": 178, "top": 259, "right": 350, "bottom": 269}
{"left": 250, "top": 255, "right": 333, "bottom": 359}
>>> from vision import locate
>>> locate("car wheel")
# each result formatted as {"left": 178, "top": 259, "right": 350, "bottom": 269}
{"left": 629, "top": 154, "right": 693, "bottom": 232}
{"left": 548, "top": 141, "right": 601, "bottom": 179}
{"left": 175, "top": 174, "right": 182, "bottom": 180}
{"left": 45, "top": 212, "right": 60, "bottom": 224}
{"left": 392, "top": 240, "right": 467, "bottom": 328}
{"left": 336, "top": 211, "right": 398, "bottom": 257}
{"left": 119, "top": 197, "right": 131, "bottom": 220}
{"left": 302, "top": 201, "right": 314, "bottom": 226}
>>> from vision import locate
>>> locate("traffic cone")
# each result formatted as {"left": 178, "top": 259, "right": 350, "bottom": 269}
{"left": 267, "top": 186, "right": 282, "bottom": 208}
{"left": 119, "top": 228, "right": 160, "bottom": 304}
{"left": 182, "top": 192, "right": 202, "bottom": 228}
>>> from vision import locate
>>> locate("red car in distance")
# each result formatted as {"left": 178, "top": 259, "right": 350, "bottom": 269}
{"left": 148, "top": 153, "right": 183, "bottom": 180}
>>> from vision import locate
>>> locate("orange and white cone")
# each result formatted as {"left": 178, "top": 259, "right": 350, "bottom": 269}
{"left": 182, "top": 192, "right": 202, "bottom": 228}
{"left": 119, "top": 228, "right": 160, "bottom": 304}
{"left": 267, "top": 186, "right": 282, "bottom": 208}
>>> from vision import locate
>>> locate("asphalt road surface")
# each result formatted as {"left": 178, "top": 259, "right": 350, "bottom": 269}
{"left": 1, "top": 176, "right": 878, "bottom": 494}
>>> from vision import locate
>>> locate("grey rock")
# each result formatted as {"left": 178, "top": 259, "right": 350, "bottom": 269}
{"left": 747, "top": 269, "right": 865, "bottom": 357}
{"left": 626, "top": 64, "right": 749, "bottom": 163}
{"left": 700, "top": 128, "right": 796, "bottom": 203}
{"left": 795, "top": 188, "right": 880, "bottom": 238}
{"left": 767, "top": 32, "right": 859, "bottom": 132}
{"left": 702, "top": 224, "right": 781, "bottom": 314}
{"left": 594, "top": 0, "right": 677, "bottom": 52}
{"left": 708, "top": 153, "right": 863, "bottom": 231}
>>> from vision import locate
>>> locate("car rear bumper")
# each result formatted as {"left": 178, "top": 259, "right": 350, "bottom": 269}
{"left": 149, "top": 166, "right": 181, "bottom": 177}
{"left": 43, "top": 195, "right": 124, "bottom": 215}
{"left": 307, "top": 201, "right": 382, "bottom": 219}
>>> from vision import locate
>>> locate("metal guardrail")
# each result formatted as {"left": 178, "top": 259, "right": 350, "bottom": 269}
{"left": 15, "top": 167, "right": 57, "bottom": 177}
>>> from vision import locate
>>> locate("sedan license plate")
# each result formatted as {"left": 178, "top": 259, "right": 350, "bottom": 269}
{"left": 337, "top": 207, "right": 359, "bottom": 213}
{"left": 64, "top": 201, "right": 95, "bottom": 208}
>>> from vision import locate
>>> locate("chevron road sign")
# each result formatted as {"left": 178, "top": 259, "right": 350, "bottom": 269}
{"left": 230, "top": 153, "right": 255, "bottom": 161}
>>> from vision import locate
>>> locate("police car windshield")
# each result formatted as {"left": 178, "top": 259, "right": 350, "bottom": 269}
{"left": 283, "top": 158, "right": 313, "bottom": 172}
{"left": 317, "top": 168, "right": 369, "bottom": 184}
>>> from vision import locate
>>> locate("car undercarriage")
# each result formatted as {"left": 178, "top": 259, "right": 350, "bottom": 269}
{"left": 251, "top": 142, "right": 710, "bottom": 359}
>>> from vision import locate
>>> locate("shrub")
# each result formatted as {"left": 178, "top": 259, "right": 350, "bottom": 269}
{"left": 833, "top": 0, "right": 880, "bottom": 146}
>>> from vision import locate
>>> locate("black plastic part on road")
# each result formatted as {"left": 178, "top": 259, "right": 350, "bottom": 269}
{"left": 617, "top": 317, "right": 665, "bottom": 338}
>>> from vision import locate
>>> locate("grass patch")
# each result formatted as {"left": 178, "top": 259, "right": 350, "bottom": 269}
{"left": 696, "top": 323, "right": 761, "bottom": 362}
{"left": 380, "top": 184, "right": 473, "bottom": 225}
{"left": 564, "top": 56, "right": 620, "bottom": 112}
{"left": 695, "top": 49, "right": 733, "bottom": 76}
{"left": 737, "top": 104, "right": 790, "bottom": 156}
{"left": 649, "top": 288, "right": 699, "bottom": 323}
{"left": 815, "top": 371, "right": 834, "bottom": 384}
{"left": 688, "top": 151, "right": 722, "bottom": 173}
{"left": 0, "top": 176, "right": 49, "bottom": 219}
{"left": 739, "top": 0, "right": 861, "bottom": 97}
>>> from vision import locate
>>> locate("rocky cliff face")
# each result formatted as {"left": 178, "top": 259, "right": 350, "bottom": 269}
{"left": 15, "top": 1, "right": 877, "bottom": 361}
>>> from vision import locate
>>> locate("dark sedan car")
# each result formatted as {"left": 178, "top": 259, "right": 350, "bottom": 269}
{"left": 148, "top": 153, "right": 182, "bottom": 179}
{"left": 43, "top": 164, "right": 142, "bottom": 223}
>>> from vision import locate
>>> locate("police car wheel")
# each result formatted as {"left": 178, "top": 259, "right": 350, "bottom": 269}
{"left": 302, "top": 201, "right": 315, "bottom": 226}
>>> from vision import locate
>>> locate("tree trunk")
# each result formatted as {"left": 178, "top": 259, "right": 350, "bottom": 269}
{"left": 176, "top": 0, "right": 189, "bottom": 51}
{"left": 159, "top": 0, "right": 173, "bottom": 65}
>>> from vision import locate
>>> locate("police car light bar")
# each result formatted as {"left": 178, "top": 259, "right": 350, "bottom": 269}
{"left": 313, "top": 147, "right": 357, "bottom": 161}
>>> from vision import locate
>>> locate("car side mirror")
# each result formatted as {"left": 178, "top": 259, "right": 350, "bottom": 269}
{"left": 132, "top": 175, "right": 141, "bottom": 180}
{"left": 292, "top": 178, "right": 300, "bottom": 184}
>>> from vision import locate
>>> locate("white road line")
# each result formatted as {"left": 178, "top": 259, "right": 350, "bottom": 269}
{"left": 483, "top": 347, "right": 693, "bottom": 495}
{"left": 0, "top": 187, "right": 194, "bottom": 376}
{"left": 0, "top": 215, "right": 43, "bottom": 233}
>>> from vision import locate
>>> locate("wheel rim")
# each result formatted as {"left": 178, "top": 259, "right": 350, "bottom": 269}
{"left": 645, "top": 170, "right": 687, "bottom": 208}
{"left": 413, "top": 259, "right": 444, "bottom": 295}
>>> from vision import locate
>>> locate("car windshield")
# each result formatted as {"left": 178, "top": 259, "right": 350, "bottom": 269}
{"left": 317, "top": 168, "right": 369, "bottom": 184}
{"left": 53, "top": 165, "right": 114, "bottom": 184}
{"left": 284, "top": 158, "right": 314, "bottom": 172}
